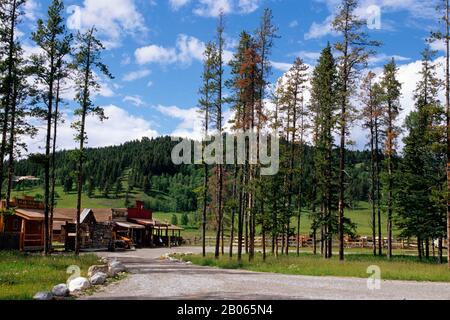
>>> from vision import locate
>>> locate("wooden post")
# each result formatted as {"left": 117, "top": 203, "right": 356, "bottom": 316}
{"left": 166, "top": 226, "right": 169, "bottom": 248}
{"left": 20, "top": 219, "right": 25, "bottom": 251}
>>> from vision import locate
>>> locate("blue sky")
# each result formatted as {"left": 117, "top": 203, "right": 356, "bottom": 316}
{"left": 18, "top": 0, "right": 446, "bottom": 152}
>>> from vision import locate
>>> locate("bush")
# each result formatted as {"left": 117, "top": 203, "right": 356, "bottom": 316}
{"left": 181, "top": 213, "right": 189, "bottom": 226}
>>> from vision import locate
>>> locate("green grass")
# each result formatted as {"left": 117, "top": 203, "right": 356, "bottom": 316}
{"left": 182, "top": 253, "right": 450, "bottom": 283}
{"left": 0, "top": 251, "right": 100, "bottom": 300}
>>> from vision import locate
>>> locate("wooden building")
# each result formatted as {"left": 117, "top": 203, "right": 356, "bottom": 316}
{"left": 64, "top": 209, "right": 115, "bottom": 251}
{"left": 0, "top": 209, "right": 45, "bottom": 251}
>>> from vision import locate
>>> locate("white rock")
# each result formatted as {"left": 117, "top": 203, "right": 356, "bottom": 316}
{"left": 52, "top": 284, "right": 69, "bottom": 297}
{"left": 68, "top": 277, "right": 91, "bottom": 293}
{"left": 33, "top": 291, "right": 53, "bottom": 301}
{"left": 108, "top": 260, "right": 126, "bottom": 276}
{"left": 90, "top": 272, "right": 108, "bottom": 285}
{"left": 88, "top": 265, "right": 109, "bottom": 277}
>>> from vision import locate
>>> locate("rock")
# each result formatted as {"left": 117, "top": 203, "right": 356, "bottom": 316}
{"left": 108, "top": 260, "right": 126, "bottom": 276}
{"left": 68, "top": 277, "right": 91, "bottom": 293}
{"left": 185, "top": 261, "right": 193, "bottom": 265}
{"left": 52, "top": 284, "right": 69, "bottom": 297}
{"left": 88, "top": 265, "right": 109, "bottom": 277}
{"left": 160, "top": 253, "right": 170, "bottom": 260}
{"left": 90, "top": 272, "right": 108, "bottom": 285}
{"left": 33, "top": 291, "right": 53, "bottom": 301}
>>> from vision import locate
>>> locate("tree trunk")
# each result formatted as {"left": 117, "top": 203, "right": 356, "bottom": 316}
{"left": 229, "top": 165, "right": 237, "bottom": 258}
{"left": 387, "top": 102, "right": 394, "bottom": 259}
{"left": 6, "top": 74, "right": 18, "bottom": 209}
{"left": 202, "top": 162, "right": 208, "bottom": 257}
{"left": 0, "top": 0, "right": 17, "bottom": 205}
{"left": 75, "top": 32, "right": 92, "bottom": 256}
{"left": 446, "top": 0, "right": 450, "bottom": 270}
{"left": 237, "top": 165, "right": 244, "bottom": 262}
{"left": 375, "top": 120, "right": 383, "bottom": 256}
{"left": 418, "top": 237, "right": 422, "bottom": 260}
{"left": 370, "top": 112, "right": 377, "bottom": 256}
{"left": 50, "top": 76, "right": 62, "bottom": 250}
{"left": 44, "top": 52, "right": 55, "bottom": 255}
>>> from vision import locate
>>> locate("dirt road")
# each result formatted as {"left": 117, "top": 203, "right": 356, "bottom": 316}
{"left": 81, "top": 247, "right": 450, "bottom": 300}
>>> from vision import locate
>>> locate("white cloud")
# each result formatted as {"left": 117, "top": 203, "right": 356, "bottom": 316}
{"left": 289, "top": 20, "right": 299, "bottom": 28}
{"left": 271, "top": 61, "right": 293, "bottom": 72}
{"left": 368, "top": 54, "right": 411, "bottom": 65}
{"left": 193, "top": 0, "right": 233, "bottom": 17}
{"left": 135, "top": 44, "right": 178, "bottom": 65}
{"left": 123, "top": 95, "right": 146, "bottom": 107}
{"left": 238, "top": 0, "right": 260, "bottom": 14}
{"left": 169, "top": 0, "right": 261, "bottom": 16}
{"left": 155, "top": 105, "right": 203, "bottom": 140}
{"left": 123, "top": 69, "right": 152, "bottom": 82}
{"left": 306, "top": 0, "right": 438, "bottom": 40}
{"left": 67, "top": 0, "right": 148, "bottom": 48}
{"left": 135, "top": 34, "right": 206, "bottom": 66}
{"left": 169, "top": 0, "right": 191, "bottom": 10}
{"left": 23, "top": 0, "right": 39, "bottom": 22}
{"left": 430, "top": 39, "right": 446, "bottom": 52}
{"left": 305, "top": 15, "right": 337, "bottom": 40}
{"left": 23, "top": 105, "right": 159, "bottom": 154}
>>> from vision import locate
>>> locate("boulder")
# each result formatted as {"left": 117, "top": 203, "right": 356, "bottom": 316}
{"left": 90, "top": 272, "right": 108, "bottom": 285}
{"left": 33, "top": 291, "right": 53, "bottom": 301}
{"left": 68, "top": 277, "right": 91, "bottom": 293}
{"left": 88, "top": 265, "right": 109, "bottom": 277}
{"left": 108, "top": 260, "right": 126, "bottom": 276}
{"left": 52, "top": 284, "right": 70, "bottom": 297}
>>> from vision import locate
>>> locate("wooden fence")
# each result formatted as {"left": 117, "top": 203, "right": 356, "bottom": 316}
{"left": 185, "top": 235, "right": 447, "bottom": 250}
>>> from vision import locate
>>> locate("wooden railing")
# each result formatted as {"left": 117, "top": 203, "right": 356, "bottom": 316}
{"left": 186, "top": 236, "right": 447, "bottom": 251}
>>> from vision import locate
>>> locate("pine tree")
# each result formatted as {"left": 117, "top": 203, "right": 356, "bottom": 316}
{"left": 278, "top": 58, "right": 309, "bottom": 256}
{"left": 431, "top": 0, "right": 450, "bottom": 269}
{"left": 30, "top": 0, "right": 72, "bottom": 254}
{"left": 71, "top": 27, "right": 113, "bottom": 255}
{"left": 310, "top": 44, "right": 338, "bottom": 258}
{"left": 253, "top": 8, "right": 278, "bottom": 260}
{"left": 198, "top": 42, "right": 216, "bottom": 257}
{"left": 0, "top": 0, "right": 26, "bottom": 204}
{"left": 227, "top": 31, "right": 253, "bottom": 262}
{"left": 5, "top": 45, "right": 36, "bottom": 205}
{"left": 380, "top": 58, "right": 402, "bottom": 259}
{"left": 332, "top": 0, "right": 380, "bottom": 260}
{"left": 360, "top": 71, "right": 383, "bottom": 255}
{"left": 210, "top": 13, "right": 226, "bottom": 259}
{"left": 396, "top": 48, "right": 446, "bottom": 261}
{"left": 143, "top": 175, "right": 151, "bottom": 194}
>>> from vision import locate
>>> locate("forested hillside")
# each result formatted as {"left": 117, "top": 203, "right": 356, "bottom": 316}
{"left": 11, "top": 136, "right": 372, "bottom": 213}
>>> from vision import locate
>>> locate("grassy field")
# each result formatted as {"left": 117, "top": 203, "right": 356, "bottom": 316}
{"left": 181, "top": 253, "right": 450, "bottom": 283}
{"left": 0, "top": 251, "right": 100, "bottom": 300}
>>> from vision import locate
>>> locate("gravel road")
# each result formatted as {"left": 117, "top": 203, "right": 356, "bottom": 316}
{"left": 81, "top": 247, "right": 450, "bottom": 300}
